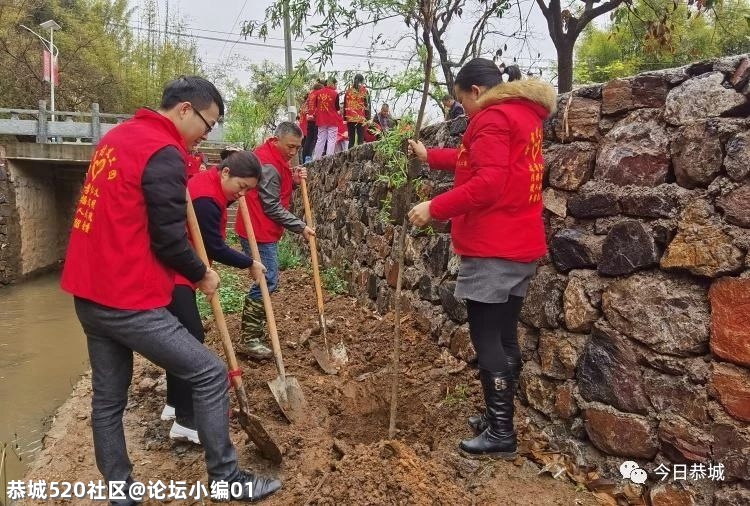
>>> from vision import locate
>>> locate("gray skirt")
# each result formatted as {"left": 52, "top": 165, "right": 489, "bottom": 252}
{"left": 454, "top": 256, "right": 538, "bottom": 303}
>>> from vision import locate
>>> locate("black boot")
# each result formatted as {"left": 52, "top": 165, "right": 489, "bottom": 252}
{"left": 211, "top": 469, "right": 282, "bottom": 502}
{"left": 460, "top": 369, "right": 517, "bottom": 459}
{"left": 467, "top": 360, "right": 520, "bottom": 433}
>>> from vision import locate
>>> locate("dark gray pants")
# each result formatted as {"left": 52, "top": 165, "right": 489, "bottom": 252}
{"left": 74, "top": 297, "right": 240, "bottom": 486}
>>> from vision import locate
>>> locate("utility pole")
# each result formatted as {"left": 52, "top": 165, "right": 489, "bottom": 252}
{"left": 282, "top": 0, "right": 296, "bottom": 123}
{"left": 21, "top": 20, "right": 61, "bottom": 123}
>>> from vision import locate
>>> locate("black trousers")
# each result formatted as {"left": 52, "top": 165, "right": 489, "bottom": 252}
{"left": 165, "top": 284, "right": 206, "bottom": 420}
{"left": 302, "top": 121, "right": 317, "bottom": 160}
{"left": 465, "top": 296, "right": 524, "bottom": 373}
{"left": 347, "top": 122, "right": 365, "bottom": 147}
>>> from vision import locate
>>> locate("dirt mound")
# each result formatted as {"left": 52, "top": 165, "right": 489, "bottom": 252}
{"left": 21, "top": 268, "right": 599, "bottom": 506}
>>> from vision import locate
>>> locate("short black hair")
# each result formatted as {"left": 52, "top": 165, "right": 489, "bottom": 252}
{"left": 160, "top": 76, "right": 225, "bottom": 116}
{"left": 218, "top": 150, "right": 261, "bottom": 179}
{"left": 441, "top": 95, "right": 454, "bottom": 103}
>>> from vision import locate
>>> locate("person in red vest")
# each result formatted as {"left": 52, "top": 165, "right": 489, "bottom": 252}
{"left": 186, "top": 150, "right": 207, "bottom": 178}
{"left": 162, "top": 150, "right": 265, "bottom": 446}
{"left": 343, "top": 73, "right": 370, "bottom": 148}
{"left": 60, "top": 76, "right": 281, "bottom": 503}
{"left": 235, "top": 121, "right": 315, "bottom": 359}
{"left": 407, "top": 59, "right": 556, "bottom": 460}
{"left": 313, "top": 78, "right": 340, "bottom": 160}
{"left": 302, "top": 82, "right": 323, "bottom": 163}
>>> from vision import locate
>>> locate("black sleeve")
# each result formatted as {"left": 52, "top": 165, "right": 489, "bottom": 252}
{"left": 142, "top": 146, "right": 207, "bottom": 283}
{"left": 335, "top": 92, "right": 340, "bottom": 111}
{"left": 193, "top": 198, "right": 253, "bottom": 269}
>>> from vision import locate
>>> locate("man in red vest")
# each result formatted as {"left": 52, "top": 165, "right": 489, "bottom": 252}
{"left": 235, "top": 122, "right": 315, "bottom": 359}
{"left": 61, "top": 76, "right": 281, "bottom": 503}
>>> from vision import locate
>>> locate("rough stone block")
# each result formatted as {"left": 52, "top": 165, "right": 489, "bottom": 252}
{"left": 520, "top": 265, "right": 566, "bottom": 329}
{"left": 671, "top": 121, "right": 723, "bottom": 189}
{"left": 658, "top": 417, "right": 712, "bottom": 463}
{"left": 644, "top": 369, "right": 708, "bottom": 426}
{"left": 661, "top": 202, "right": 744, "bottom": 278}
{"left": 664, "top": 72, "right": 747, "bottom": 125}
{"left": 602, "top": 272, "right": 710, "bottom": 356}
{"left": 709, "top": 277, "right": 750, "bottom": 367}
{"left": 717, "top": 184, "right": 750, "bottom": 228}
{"left": 598, "top": 221, "right": 659, "bottom": 276}
{"left": 577, "top": 322, "right": 650, "bottom": 414}
{"left": 538, "top": 330, "right": 586, "bottom": 380}
{"left": 709, "top": 361, "right": 750, "bottom": 422}
{"left": 554, "top": 96, "right": 601, "bottom": 142}
{"left": 550, "top": 228, "right": 603, "bottom": 272}
{"left": 546, "top": 142, "right": 597, "bottom": 191}
{"left": 583, "top": 406, "right": 659, "bottom": 459}
{"left": 594, "top": 109, "right": 670, "bottom": 187}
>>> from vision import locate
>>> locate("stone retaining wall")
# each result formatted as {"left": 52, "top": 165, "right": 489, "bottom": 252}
{"left": 300, "top": 55, "right": 750, "bottom": 504}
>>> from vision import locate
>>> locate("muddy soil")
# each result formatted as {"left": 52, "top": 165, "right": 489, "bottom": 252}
{"left": 21, "top": 268, "right": 599, "bottom": 505}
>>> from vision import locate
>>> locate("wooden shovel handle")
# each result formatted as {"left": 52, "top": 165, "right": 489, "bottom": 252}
{"left": 185, "top": 191, "right": 243, "bottom": 389}
{"left": 237, "top": 197, "right": 287, "bottom": 382}
{"left": 300, "top": 179, "right": 327, "bottom": 330}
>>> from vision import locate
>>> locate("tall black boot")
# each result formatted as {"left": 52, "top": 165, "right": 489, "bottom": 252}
{"left": 459, "top": 369, "right": 517, "bottom": 459}
{"left": 467, "top": 359, "right": 520, "bottom": 433}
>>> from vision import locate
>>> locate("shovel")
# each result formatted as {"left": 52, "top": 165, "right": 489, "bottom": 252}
{"left": 185, "top": 191, "right": 281, "bottom": 464}
{"left": 300, "top": 178, "right": 349, "bottom": 375}
{"left": 237, "top": 197, "right": 309, "bottom": 424}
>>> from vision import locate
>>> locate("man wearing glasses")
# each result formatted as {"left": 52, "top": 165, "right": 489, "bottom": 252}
{"left": 61, "top": 76, "right": 281, "bottom": 504}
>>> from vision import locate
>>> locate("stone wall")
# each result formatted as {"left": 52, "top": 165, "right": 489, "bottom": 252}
{"left": 0, "top": 147, "right": 21, "bottom": 284}
{"left": 301, "top": 55, "right": 750, "bottom": 504}
{"left": 0, "top": 155, "right": 85, "bottom": 282}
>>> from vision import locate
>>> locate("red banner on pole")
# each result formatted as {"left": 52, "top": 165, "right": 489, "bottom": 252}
{"left": 42, "top": 48, "right": 59, "bottom": 85}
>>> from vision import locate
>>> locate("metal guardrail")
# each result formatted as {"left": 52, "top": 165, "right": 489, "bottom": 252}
{"left": 0, "top": 100, "right": 226, "bottom": 145}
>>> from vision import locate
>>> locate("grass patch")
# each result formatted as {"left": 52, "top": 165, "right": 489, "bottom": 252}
{"left": 321, "top": 265, "right": 348, "bottom": 295}
{"left": 196, "top": 265, "right": 247, "bottom": 319}
{"left": 278, "top": 233, "right": 305, "bottom": 271}
{"left": 442, "top": 384, "right": 470, "bottom": 407}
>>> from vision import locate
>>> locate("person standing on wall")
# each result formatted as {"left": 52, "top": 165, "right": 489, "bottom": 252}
{"left": 161, "top": 149, "right": 265, "bottom": 447}
{"left": 61, "top": 75, "right": 281, "bottom": 503}
{"left": 343, "top": 73, "right": 370, "bottom": 148}
{"left": 312, "top": 77, "right": 340, "bottom": 160}
{"left": 302, "top": 82, "right": 323, "bottom": 163}
{"left": 235, "top": 122, "right": 315, "bottom": 359}
{"left": 407, "top": 60, "right": 556, "bottom": 460}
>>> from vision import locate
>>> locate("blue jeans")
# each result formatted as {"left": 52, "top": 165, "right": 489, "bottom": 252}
{"left": 240, "top": 239, "right": 279, "bottom": 300}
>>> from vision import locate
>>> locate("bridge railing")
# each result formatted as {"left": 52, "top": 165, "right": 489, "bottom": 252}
{"left": 0, "top": 101, "right": 225, "bottom": 145}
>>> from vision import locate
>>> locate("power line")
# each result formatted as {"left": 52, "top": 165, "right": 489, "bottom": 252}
{"left": 123, "top": 24, "right": 416, "bottom": 63}
{"left": 217, "top": 0, "right": 249, "bottom": 63}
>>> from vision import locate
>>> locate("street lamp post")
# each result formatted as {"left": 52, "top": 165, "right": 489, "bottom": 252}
{"left": 20, "top": 20, "right": 61, "bottom": 122}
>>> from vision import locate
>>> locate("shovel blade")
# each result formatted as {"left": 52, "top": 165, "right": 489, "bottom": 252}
{"left": 268, "top": 375, "right": 309, "bottom": 424}
{"left": 233, "top": 408, "right": 283, "bottom": 464}
{"left": 310, "top": 339, "right": 342, "bottom": 375}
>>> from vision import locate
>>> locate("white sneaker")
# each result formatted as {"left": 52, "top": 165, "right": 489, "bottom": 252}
{"left": 169, "top": 421, "right": 201, "bottom": 445}
{"left": 160, "top": 404, "right": 175, "bottom": 421}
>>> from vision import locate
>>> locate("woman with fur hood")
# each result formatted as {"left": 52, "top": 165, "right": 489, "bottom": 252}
{"left": 408, "top": 58, "right": 557, "bottom": 459}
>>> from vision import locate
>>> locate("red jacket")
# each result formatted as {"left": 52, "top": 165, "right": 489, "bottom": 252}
{"left": 314, "top": 87, "right": 340, "bottom": 127}
{"left": 344, "top": 85, "right": 369, "bottom": 123}
{"left": 175, "top": 168, "right": 229, "bottom": 287}
{"left": 61, "top": 109, "right": 188, "bottom": 309}
{"left": 186, "top": 152, "right": 204, "bottom": 178}
{"left": 427, "top": 80, "right": 556, "bottom": 262}
{"left": 235, "top": 140, "right": 294, "bottom": 243}
{"left": 299, "top": 101, "right": 309, "bottom": 137}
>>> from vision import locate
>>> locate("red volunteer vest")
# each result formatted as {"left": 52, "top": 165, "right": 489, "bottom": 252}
{"left": 61, "top": 108, "right": 188, "bottom": 310}
{"left": 314, "top": 87, "right": 340, "bottom": 127}
{"left": 344, "top": 85, "right": 368, "bottom": 123}
{"left": 235, "top": 140, "right": 293, "bottom": 243}
{"left": 175, "top": 168, "right": 229, "bottom": 288}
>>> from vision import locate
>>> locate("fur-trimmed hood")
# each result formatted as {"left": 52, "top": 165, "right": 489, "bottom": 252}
{"left": 477, "top": 79, "right": 557, "bottom": 117}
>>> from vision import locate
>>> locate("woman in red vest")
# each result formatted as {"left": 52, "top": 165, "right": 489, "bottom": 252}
{"left": 313, "top": 78, "right": 341, "bottom": 160}
{"left": 61, "top": 76, "right": 280, "bottom": 502}
{"left": 407, "top": 59, "right": 556, "bottom": 460}
{"left": 343, "top": 73, "right": 370, "bottom": 148}
{"left": 163, "top": 150, "right": 265, "bottom": 446}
